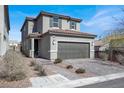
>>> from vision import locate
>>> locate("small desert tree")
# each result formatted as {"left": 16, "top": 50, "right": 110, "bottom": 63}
{"left": 0, "top": 49, "right": 27, "bottom": 81}
{"left": 101, "top": 8, "right": 124, "bottom": 61}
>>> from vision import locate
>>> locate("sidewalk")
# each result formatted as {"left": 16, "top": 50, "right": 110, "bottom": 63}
{"left": 30, "top": 72, "right": 124, "bottom": 88}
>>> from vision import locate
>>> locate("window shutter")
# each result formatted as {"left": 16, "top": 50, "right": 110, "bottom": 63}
{"left": 50, "top": 17, "right": 53, "bottom": 27}
{"left": 75, "top": 22, "right": 77, "bottom": 30}
{"left": 59, "top": 19, "right": 62, "bottom": 28}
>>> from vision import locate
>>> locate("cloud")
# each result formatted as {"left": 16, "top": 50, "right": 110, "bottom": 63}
{"left": 82, "top": 9, "right": 120, "bottom": 30}
{"left": 10, "top": 11, "right": 36, "bottom": 18}
{"left": 93, "top": 10, "right": 109, "bottom": 19}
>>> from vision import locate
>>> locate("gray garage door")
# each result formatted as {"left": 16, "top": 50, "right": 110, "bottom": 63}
{"left": 57, "top": 42, "right": 90, "bottom": 59}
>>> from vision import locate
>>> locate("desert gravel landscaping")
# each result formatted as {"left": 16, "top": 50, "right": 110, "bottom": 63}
{"left": 0, "top": 50, "right": 124, "bottom": 88}
{"left": 0, "top": 50, "right": 39, "bottom": 88}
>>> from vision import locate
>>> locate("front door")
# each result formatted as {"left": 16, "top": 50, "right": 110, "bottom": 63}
{"left": 34, "top": 39, "right": 38, "bottom": 57}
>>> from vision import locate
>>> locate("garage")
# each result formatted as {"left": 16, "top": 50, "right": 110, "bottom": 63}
{"left": 57, "top": 41, "right": 90, "bottom": 59}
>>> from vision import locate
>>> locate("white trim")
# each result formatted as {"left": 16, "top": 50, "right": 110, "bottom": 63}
{"left": 90, "top": 50, "right": 95, "bottom": 52}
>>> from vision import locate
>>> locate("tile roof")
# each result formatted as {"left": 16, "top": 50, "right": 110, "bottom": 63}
{"left": 47, "top": 29, "right": 97, "bottom": 38}
{"left": 27, "top": 32, "right": 41, "bottom": 38}
{"left": 94, "top": 40, "right": 104, "bottom": 46}
{"left": 27, "top": 29, "right": 96, "bottom": 39}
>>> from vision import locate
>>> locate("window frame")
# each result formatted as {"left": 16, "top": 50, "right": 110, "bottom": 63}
{"left": 52, "top": 16, "right": 59, "bottom": 27}
{"left": 70, "top": 21, "right": 76, "bottom": 30}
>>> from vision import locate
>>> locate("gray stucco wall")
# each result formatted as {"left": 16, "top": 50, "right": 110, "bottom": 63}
{"left": 28, "top": 21, "right": 34, "bottom": 34}
{"left": 0, "top": 5, "right": 9, "bottom": 56}
{"left": 50, "top": 35, "right": 95, "bottom": 60}
{"left": 36, "top": 16, "right": 42, "bottom": 33}
{"left": 39, "top": 15, "right": 81, "bottom": 34}
{"left": 62, "top": 19, "right": 80, "bottom": 31}
{"left": 21, "top": 20, "right": 34, "bottom": 57}
{"left": 38, "top": 35, "right": 50, "bottom": 59}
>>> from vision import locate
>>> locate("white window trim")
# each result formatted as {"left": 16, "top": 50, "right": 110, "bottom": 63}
{"left": 52, "top": 17, "right": 59, "bottom": 27}
{"left": 70, "top": 21, "right": 76, "bottom": 30}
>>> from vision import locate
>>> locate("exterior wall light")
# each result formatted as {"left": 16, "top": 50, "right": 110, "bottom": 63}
{"left": 52, "top": 40, "right": 56, "bottom": 45}
{"left": 92, "top": 41, "right": 94, "bottom": 46}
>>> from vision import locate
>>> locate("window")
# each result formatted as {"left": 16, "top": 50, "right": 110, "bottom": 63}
{"left": 70, "top": 21, "right": 76, "bottom": 30}
{"left": 53, "top": 17, "right": 59, "bottom": 27}
{"left": 50, "top": 17, "right": 61, "bottom": 28}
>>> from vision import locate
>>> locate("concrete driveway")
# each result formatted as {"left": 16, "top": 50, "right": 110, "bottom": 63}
{"left": 63, "top": 59, "right": 124, "bottom": 76}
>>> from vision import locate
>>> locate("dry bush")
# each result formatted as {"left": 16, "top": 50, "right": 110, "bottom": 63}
{"left": 54, "top": 58, "right": 62, "bottom": 64}
{"left": 99, "top": 52, "right": 108, "bottom": 61}
{"left": 116, "top": 54, "right": 124, "bottom": 65}
{"left": 66, "top": 65, "right": 73, "bottom": 69}
{"left": 0, "top": 50, "right": 26, "bottom": 81}
{"left": 75, "top": 68, "right": 86, "bottom": 74}
{"left": 33, "top": 62, "right": 46, "bottom": 76}
{"left": 30, "top": 60, "right": 36, "bottom": 66}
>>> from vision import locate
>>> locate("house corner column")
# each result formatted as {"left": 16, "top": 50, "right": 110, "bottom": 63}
{"left": 90, "top": 41, "right": 95, "bottom": 59}
{"left": 30, "top": 38, "right": 34, "bottom": 58}
{"left": 50, "top": 36, "right": 57, "bottom": 60}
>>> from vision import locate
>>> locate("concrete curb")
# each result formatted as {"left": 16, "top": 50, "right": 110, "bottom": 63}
{"left": 46, "top": 72, "right": 124, "bottom": 88}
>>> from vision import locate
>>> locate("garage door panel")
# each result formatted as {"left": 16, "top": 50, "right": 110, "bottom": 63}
{"left": 57, "top": 42, "right": 90, "bottom": 59}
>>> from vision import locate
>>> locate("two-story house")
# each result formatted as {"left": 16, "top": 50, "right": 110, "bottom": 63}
{"left": 0, "top": 5, "right": 10, "bottom": 56}
{"left": 21, "top": 11, "right": 96, "bottom": 60}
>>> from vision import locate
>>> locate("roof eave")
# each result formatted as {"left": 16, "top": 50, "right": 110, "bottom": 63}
{"left": 20, "top": 17, "right": 35, "bottom": 32}
{"left": 48, "top": 31, "right": 97, "bottom": 38}
{"left": 36, "top": 11, "right": 82, "bottom": 22}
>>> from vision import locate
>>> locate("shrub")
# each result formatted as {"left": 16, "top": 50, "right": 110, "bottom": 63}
{"left": 54, "top": 58, "right": 62, "bottom": 64}
{"left": 99, "top": 52, "right": 108, "bottom": 61}
{"left": 6, "top": 72, "right": 26, "bottom": 81}
{"left": 38, "top": 69, "right": 46, "bottom": 76}
{"left": 75, "top": 68, "right": 86, "bottom": 74}
{"left": 34, "top": 63, "right": 46, "bottom": 76}
{"left": 30, "top": 60, "right": 35, "bottom": 66}
{"left": 34, "top": 64, "right": 41, "bottom": 71}
{"left": 66, "top": 65, "right": 73, "bottom": 69}
{"left": 0, "top": 50, "right": 26, "bottom": 81}
{"left": 116, "top": 54, "right": 124, "bottom": 65}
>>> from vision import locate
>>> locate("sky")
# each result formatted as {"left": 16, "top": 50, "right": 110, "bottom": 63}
{"left": 9, "top": 5, "right": 124, "bottom": 42}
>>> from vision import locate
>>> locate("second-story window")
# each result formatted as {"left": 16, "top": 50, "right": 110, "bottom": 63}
{"left": 53, "top": 17, "right": 59, "bottom": 27}
{"left": 70, "top": 21, "right": 76, "bottom": 30}
{"left": 50, "top": 16, "right": 61, "bottom": 28}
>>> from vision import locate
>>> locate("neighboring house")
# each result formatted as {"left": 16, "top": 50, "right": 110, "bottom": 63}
{"left": 9, "top": 40, "right": 20, "bottom": 50}
{"left": 21, "top": 11, "right": 96, "bottom": 60}
{"left": 94, "top": 40, "right": 109, "bottom": 51}
{"left": 9, "top": 40, "right": 20, "bottom": 47}
{"left": 0, "top": 5, "right": 10, "bottom": 56}
{"left": 94, "top": 40, "right": 109, "bottom": 58}
{"left": 94, "top": 40, "right": 104, "bottom": 52}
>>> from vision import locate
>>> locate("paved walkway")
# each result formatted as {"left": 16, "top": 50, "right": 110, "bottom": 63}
{"left": 64, "top": 59, "right": 124, "bottom": 76}
{"left": 34, "top": 58, "right": 124, "bottom": 80}
{"left": 29, "top": 58, "right": 124, "bottom": 88}
{"left": 46, "top": 65, "right": 84, "bottom": 80}
{"left": 30, "top": 74, "right": 70, "bottom": 87}
{"left": 35, "top": 58, "right": 94, "bottom": 80}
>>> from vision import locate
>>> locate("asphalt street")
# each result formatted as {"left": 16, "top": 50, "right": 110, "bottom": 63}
{"left": 78, "top": 77, "right": 124, "bottom": 88}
